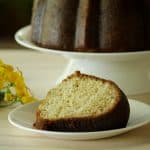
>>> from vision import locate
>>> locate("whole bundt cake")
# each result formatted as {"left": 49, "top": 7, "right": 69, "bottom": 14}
{"left": 31, "top": 0, "right": 149, "bottom": 52}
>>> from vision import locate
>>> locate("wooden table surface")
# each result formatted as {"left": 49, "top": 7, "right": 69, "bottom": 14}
{"left": 0, "top": 49, "right": 150, "bottom": 150}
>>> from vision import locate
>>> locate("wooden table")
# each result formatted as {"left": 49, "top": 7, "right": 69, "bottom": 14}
{"left": 0, "top": 49, "right": 150, "bottom": 150}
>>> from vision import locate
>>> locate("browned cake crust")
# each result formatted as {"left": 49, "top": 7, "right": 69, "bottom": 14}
{"left": 34, "top": 71, "right": 130, "bottom": 132}
{"left": 31, "top": 0, "right": 150, "bottom": 52}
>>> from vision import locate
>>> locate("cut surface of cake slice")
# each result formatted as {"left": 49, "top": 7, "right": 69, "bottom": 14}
{"left": 34, "top": 71, "right": 130, "bottom": 132}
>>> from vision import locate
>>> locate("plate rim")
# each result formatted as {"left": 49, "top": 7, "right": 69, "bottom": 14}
{"left": 8, "top": 99, "right": 150, "bottom": 139}
{"left": 15, "top": 25, "right": 150, "bottom": 57}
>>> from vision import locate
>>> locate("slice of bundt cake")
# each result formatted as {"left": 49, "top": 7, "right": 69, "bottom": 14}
{"left": 31, "top": 0, "right": 145, "bottom": 52}
{"left": 34, "top": 71, "right": 130, "bottom": 132}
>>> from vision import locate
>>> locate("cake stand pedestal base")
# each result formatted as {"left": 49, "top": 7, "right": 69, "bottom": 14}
{"left": 15, "top": 26, "right": 150, "bottom": 96}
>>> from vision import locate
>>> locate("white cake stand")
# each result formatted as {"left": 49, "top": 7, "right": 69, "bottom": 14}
{"left": 15, "top": 26, "right": 150, "bottom": 95}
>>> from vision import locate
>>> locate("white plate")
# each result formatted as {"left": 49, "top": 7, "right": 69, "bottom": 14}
{"left": 8, "top": 99, "right": 150, "bottom": 140}
{"left": 15, "top": 26, "right": 150, "bottom": 57}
